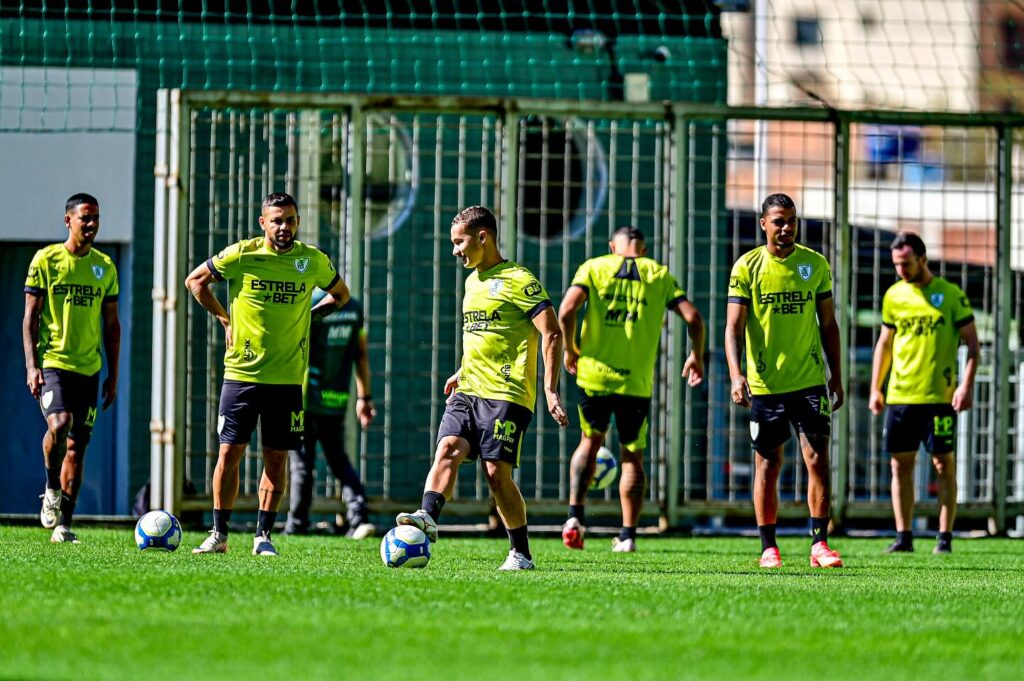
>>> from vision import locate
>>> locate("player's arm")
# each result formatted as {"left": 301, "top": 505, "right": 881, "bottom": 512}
{"left": 533, "top": 306, "right": 569, "bottom": 427}
{"left": 557, "top": 285, "right": 587, "bottom": 375}
{"left": 868, "top": 324, "right": 894, "bottom": 416}
{"left": 725, "top": 302, "right": 750, "bottom": 407}
{"left": 100, "top": 299, "right": 121, "bottom": 410}
{"left": 952, "top": 320, "right": 979, "bottom": 413}
{"left": 312, "top": 276, "right": 351, "bottom": 319}
{"left": 23, "top": 292, "right": 45, "bottom": 398}
{"left": 353, "top": 329, "right": 376, "bottom": 428}
{"left": 671, "top": 299, "right": 705, "bottom": 387}
{"left": 817, "top": 296, "right": 845, "bottom": 410}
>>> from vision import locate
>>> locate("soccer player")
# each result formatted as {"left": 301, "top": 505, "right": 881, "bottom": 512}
{"left": 23, "top": 193, "right": 121, "bottom": 544}
{"left": 185, "top": 192, "right": 350, "bottom": 556}
{"left": 725, "top": 193, "right": 845, "bottom": 569}
{"left": 869, "top": 233, "right": 978, "bottom": 554}
{"left": 284, "top": 290, "right": 377, "bottom": 539}
{"left": 396, "top": 206, "right": 569, "bottom": 570}
{"left": 558, "top": 226, "right": 705, "bottom": 553}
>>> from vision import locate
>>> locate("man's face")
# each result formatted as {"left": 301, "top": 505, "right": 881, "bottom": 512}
{"left": 65, "top": 203, "right": 100, "bottom": 244}
{"left": 260, "top": 205, "right": 299, "bottom": 250}
{"left": 892, "top": 244, "right": 926, "bottom": 283}
{"left": 760, "top": 205, "right": 797, "bottom": 249}
{"left": 451, "top": 222, "right": 484, "bottom": 269}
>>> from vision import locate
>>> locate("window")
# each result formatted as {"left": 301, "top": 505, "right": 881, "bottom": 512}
{"left": 793, "top": 17, "right": 822, "bottom": 47}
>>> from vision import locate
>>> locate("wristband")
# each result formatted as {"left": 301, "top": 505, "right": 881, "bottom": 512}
{"left": 357, "top": 396, "right": 373, "bottom": 401}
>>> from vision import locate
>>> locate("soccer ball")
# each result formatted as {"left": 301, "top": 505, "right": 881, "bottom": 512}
{"left": 380, "top": 525, "right": 431, "bottom": 568}
{"left": 590, "top": 446, "right": 618, "bottom": 491}
{"left": 134, "top": 510, "right": 182, "bottom": 552}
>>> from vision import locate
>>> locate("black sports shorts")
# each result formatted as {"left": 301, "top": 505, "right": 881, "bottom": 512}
{"left": 437, "top": 393, "right": 533, "bottom": 467}
{"left": 884, "top": 403, "right": 956, "bottom": 455}
{"left": 749, "top": 385, "right": 831, "bottom": 453}
{"left": 577, "top": 387, "right": 651, "bottom": 452}
{"left": 218, "top": 380, "right": 304, "bottom": 449}
{"left": 39, "top": 368, "right": 100, "bottom": 444}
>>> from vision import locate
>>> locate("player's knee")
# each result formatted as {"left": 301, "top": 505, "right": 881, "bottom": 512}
{"left": 433, "top": 437, "right": 467, "bottom": 467}
{"left": 48, "top": 413, "right": 72, "bottom": 437}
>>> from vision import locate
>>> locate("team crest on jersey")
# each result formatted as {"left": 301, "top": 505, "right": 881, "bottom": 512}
{"left": 930, "top": 293, "right": 944, "bottom": 308}
{"left": 295, "top": 257, "right": 310, "bottom": 273}
{"left": 489, "top": 279, "right": 505, "bottom": 296}
{"left": 92, "top": 265, "right": 104, "bottom": 279}
{"left": 797, "top": 264, "right": 812, "bottom": 281}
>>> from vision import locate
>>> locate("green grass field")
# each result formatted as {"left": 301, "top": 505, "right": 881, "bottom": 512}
{"left": 2, "top": 526, "right": 1022, "bottom": 681}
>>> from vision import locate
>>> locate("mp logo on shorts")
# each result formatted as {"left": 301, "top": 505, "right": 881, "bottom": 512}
{"left": 493, "top": 419, "right": 518, "bottom": 444}
{"left": 930, "top": 293, "right": 944, "bottom": 308}
{"left": 933, "top": 414, "right": 954, "bottom": 437}
{"left": 291, "top": 411, "right": 305, "bottom": 433}
{"left": 797, "top": 264, "right": 812, "bottom": 281}
{"left": 294, "top": 257, "right": 310, "bottom": 273}
{"left": 92, "top": 265, "right": 105, "bottom": 279}
{"left": 85, "top": 407, "right": 98, "bottom": 428}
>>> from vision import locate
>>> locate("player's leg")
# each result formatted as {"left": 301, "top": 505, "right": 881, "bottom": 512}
{"left": 795, "top": 388, "right": 842, "bottom": 568}
{"left": 884, "top": 405, "right": 920, "bottom": 552}
{"left": 284, "top": 417, "right": 319, "bottom": 535}
{"left": 317, "top": 414, "right": 373, "bottom": 537}
{"left": 611, "top": 396, "right": 650, "bottom": 553}
{"left": 49, "top": 370, "right": 99, "bottom": 543}
{"left": 484, "top": 459, "right": 534, "bottom": 569}
{"left": 750, "top": 393, "right": 789, "bottom": 567}
{"left": 928, "top": 405, "right": 958, "bottom": 554}
{"left": 251, "top": 384, "right": 304, "bottom": 555}
{"left": 40, "top": 411, "right": 71, "bottom": 530}
{"left": 563, "top": 389, "right": 611, "bottom": 549}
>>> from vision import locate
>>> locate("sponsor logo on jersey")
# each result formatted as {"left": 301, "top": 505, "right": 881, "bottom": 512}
{"left": 250, "top": 278, "right": 307, "bottom": 303}
{"left": 489, "top": 279, "right": 505, "bottom": 296}
{"left": 523, "top": 280, "right": 542, "bottom": 297}
{"left": 52, "top": 283, "right": 103, "bottom": 306}
{"left": 930, "top": 293, "right": 944, "bottom": 308}
{"left": 92, "top": 265, "right": 104, "bottom": 279}
{"left": 759, "top": 290, "right": 813, "bottom": 314}
{"left": 895, "top": 315, "right": 945, "bottom": 336}
{"left": 243, "top": 339, "right": 255, "bottom": 361}
{"left": 463, "top": 309, "right": 501, "bottom": 331}
{"left": 798, "top": 264, "right": 812, "bottom": 281}
{"left": 295, "top": 257, "right": 310, "bottom": 273}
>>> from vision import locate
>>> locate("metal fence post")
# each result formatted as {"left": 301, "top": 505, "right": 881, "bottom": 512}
{"left": 994, "top": 123, "right": 1014, "bottom": 533}
{"left": 667, "top": 113, "right": 690, "bottom": 527}
{"left": 833, "top": 114, "right": 852, "bottom": 525}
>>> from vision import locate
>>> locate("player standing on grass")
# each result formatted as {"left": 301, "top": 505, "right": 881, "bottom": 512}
{"left": 23, "top": 193, "right": 121, "bottom": 544}
{"left": 725, "top": 193, "right": 845, "bottom": 569}
{"left": 185, "top": 192, "right": 350, "bottom": 557}
{"left": 869, "top": 233, "right": 978, "bottom": 555}
{"left": 396, "top": 206, "right": 569, "bottom": 570}
{"left": 558, "top": 226, "right": 705, "bottom": 553}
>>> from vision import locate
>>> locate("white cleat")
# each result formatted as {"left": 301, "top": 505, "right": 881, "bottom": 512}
{"left": 395, "top": 510, "right": 438, "bottom": 543}
{"left": 612, "top": 537, "right": 636, "bottom": 553}
{"left": 252, "top": 533, "right": 279, "bottom": 556}
{"left": 498, "top": 549, "right": 535, "bottom": 571}
{"left": 192, "top": 530, "right": 228, "bottom": 554}
{"left": 40, "top": 488, "right": 61, "bottom": 529}
{"left": 50, "top": 525, "right": 80, "bottom": 544}
{"left": 348, "top": 522, "right": 377, "bottom": 540}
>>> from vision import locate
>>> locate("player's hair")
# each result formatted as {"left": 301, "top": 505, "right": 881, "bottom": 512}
{"left": 760, "top": 193, "right": 795, "bottom": 217}
{"left": 612, "top": 225, "right": 645, "bottom": 242}
{"left": 65, "top": 193, "right": 99, "bottom": 213}
{"left": 891, "top": 232, "right": 927, "bottom": 257}
{"left": 452, "top": 205, "right": 497, "bottom": 235}
{"left": 262, "top": 192, "right": 298, "bottom": 213}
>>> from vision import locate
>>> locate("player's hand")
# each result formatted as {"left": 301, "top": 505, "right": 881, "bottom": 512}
{"left": 730, "top": 375, "right": 751, "bottom": 408}
{"left": 218, "top": 315, "right": 233, "bottom": 349}
{"left": 357, "top": 398, "right": 377, "bottom": 428}
{"left": 26, "top": 367, "right": 44, "bottom": 399}
{"left": 563, "top": 348, "right": 579, "bottom": 376}
{"left": 828, "top": 376, "right": 845, "bottom": 411}
{"left": 545, "top": 388, "right": 569, "bottom": 427}
{"left": 951, "top": 384, "right": 973, "bottom": 413}
{"left": 102, "top": 375, "right": 118, "bottom": 410}
{"left": 444, "top": 371, "right": 460, "bottom": 403}
{"left": 682, "top": 352, "right": 704, "bottom": 387}
{"left": 868, "top": 389, "right": 885, "bottom": 416}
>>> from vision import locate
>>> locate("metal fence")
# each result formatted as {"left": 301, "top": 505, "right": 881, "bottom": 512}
{"left": 151, "top": 90, "right": 1024, "bottom": 530}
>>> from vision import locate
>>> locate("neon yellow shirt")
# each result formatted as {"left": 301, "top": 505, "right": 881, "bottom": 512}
{"left": 24, "top": 243, "right": 119, "bottom": 376}
{"left": 882, "top": 277, "right": 973, "bottom": 404}
{"left": 571, "top": 254, "right": 686, "bottom": 397}
{"left": 458, "top": 261, "right": 552, "bottom": 411}
{"left": 209, "top": 238, "right": 340, "bottom": 385}
{"left": 727, "top": 244, "right": 832, "bottom": 395}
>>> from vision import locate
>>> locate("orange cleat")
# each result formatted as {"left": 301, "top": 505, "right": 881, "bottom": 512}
{"left": 562, "top": 517, "right": 585, "bottom": 550}
{"left": 759, "top": 546, "right": 782, "bottom": 568}
{"left": 810, "top": 541, "right": 844, "bottom": 568}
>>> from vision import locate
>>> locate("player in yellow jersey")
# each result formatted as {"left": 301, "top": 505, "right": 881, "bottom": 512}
{"left": 725, "top": 193, "right": 845, "bottom": 569}
{"left": 185, "top": 193, "right": 350, "bottom": 557}
{"left": 23, "top": 193, "right": 121, "bottom": 544}
{"left": 396, "top": 206, "right": 569, "bottom": 570}
{"left": 869, "top": 233, "right": 978, "bottom": 554}
{"left": 558, "top": 226, "right": 705, "bottom": 553}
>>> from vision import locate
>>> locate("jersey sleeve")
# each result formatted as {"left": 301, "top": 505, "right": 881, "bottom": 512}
{"left": 105, "top": 263, "right": 120, "bottom": 301}
{"left": 727, "top": 259, "right": 751, "bottom": 305}
{"left": 951, "top": 284, "right": 975, "bottom": 328}
{"left": 666, "top": 273, "right": 687, "bottom": 308}
{"left": 314, "top": 249, "right": 341, "bottom": 291}
{"left": 816, "top": 258, "right": 833, "bottom": 301}
{"left": 569, "top": 259, "right": 591, "bottom": 294}
{"left": 881, "top": 289, "right": 895, "bottom": 328}
{"left": 208, "top": 242, "right": 242, "bottom": 281}
{"left": 512, "top": 274, "right": 553, "bottom": 320}
{"left": 24, "top": 250, "right": 47, "bottom": 296}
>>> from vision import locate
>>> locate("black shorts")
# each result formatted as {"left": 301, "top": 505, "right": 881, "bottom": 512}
{"left": 39, "top": 368, "right": 100, "bottom": 444}
{"left": 884, "top": 404, "right": 957, "bottom": 455}
{"left": 437, "top": 393, "right": 533, "bottom": 467}
{"left": 749, "top": 385, "right": 831, "bottom": 453}
{"left": 577, "top": 387, "right": 651, "bottom": 452}
{"left": 218, "top": 380, "right": 304, "bottom": 449}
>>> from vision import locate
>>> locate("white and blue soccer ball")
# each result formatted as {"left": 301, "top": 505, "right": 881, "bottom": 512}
{"left": 380, "top": 525, "right": 431, "bottom": 568}
{"left": 134, "top": 510, "right": 182, "bottom": 552}
{"left": 590, "top": 446, "right": 619, "bottom": 491}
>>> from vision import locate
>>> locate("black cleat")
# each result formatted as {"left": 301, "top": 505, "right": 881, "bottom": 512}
{"left": 884, "top": 540, "right": 914, "bottom": 554}
{"left": 933, "top": 542, "right": 953, "bottom": 554}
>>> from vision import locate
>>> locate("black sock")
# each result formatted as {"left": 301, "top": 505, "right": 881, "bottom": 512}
{"left": 256, "top": 510, "right": 277, "bottom": 537}
{"left": 507, "top": 525, "right": 531, "bottom": 559}
{"left": 619, "top": 526, "right": 636, "bottom": 541}
{"left": 58, "top": 493, "right": 74, "bottom": 527}
{"left": 421, "top": 491, "right": 446, "bottom": 522}
{"left": 758, "top": 524, "right": 778, "bottom": 551}
{"left": 897, "top": 530, "right": 914, "bottom": 547}
{"left": 568, "top": 504, "right": 586, "bottom": 524}
{"left": 937, "top": 531, "right": 952, "bottom": 546}
{"left": 811, "top": 517, "right": 829, "bottom": 546}
{"left": 213, "top": 508, "right": 232, "bottom": 535}
{"left": 45, "top": 468, "right": 62, "bottom": 491}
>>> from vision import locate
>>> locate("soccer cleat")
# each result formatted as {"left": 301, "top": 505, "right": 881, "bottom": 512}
{"left": 347, "top": 522, "right": 376, "bottom": 540}
{"left": 39, "top": 488, "right": 61, "bottom": 529}
{"left": 561, "top": 517, "right": 585, "bottom": 550}
{"left": 611, "top": 537, "right": 636, "bottom": 553}
{"left": 50, "top": 525, "right": 80, "bottom": 544}
{"left": 810, "top": 541, "right": 844, "bottom": 568}
{"left": 396, "top": 510, "right": 438, "bottom": 543}
{"left": 252, "top": 533, "right": 279, "bottom": 556}
{"left": 192, "top": 530, "right": 229, "bottom": 554}
{"left": 884, "top": 540, "right": 914, "bottom": 554}
{"left": 933, "top": 542, "right": 953, "bottom": 555}
{"left": 759, "top": 546, "right": 783, "bottom": 568}
{"left": 498, "top": 549, "right": 535, "bottom": 571}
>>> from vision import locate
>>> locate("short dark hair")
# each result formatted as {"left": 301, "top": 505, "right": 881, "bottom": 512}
{"left": 760, "top": 193, "right": 796, "bottom": 217}
{"left": 612, "top": 225, "right": 645, "bottom": 242}
{"left": 262, "top": 192, "right": 298, "bottom": 212}
{"left": 452, "top": 205, "right": 497, "bottom": 235}
{"left": 891, "top": 232, "right": 927, "bottom": 257}
{"left": 66, "top": 193, "right": 99, "bottom": 213}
